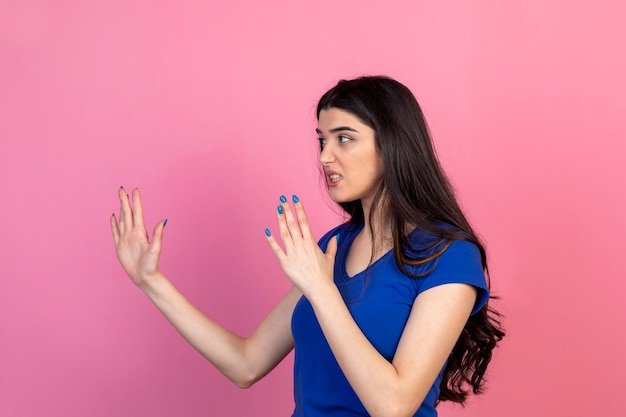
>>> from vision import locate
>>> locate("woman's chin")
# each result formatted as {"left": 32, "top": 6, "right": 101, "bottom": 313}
{"left": 327, "top": 192, "right": 356, "bottom": 205}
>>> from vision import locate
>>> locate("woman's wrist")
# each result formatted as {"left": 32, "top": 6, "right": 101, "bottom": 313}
{"left": 306, "top": 279, "right": 341, "bottom": 309}
{"left": 137, "top": 270, "right": 168, "bottom": 298}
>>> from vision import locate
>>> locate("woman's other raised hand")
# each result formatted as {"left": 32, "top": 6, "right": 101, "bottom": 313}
{"left": 110, "top": 187, "right": 167, "bottom": 288}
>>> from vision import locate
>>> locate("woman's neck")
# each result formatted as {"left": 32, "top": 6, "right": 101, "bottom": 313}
{"left": 360, "top": 197, "right": 393, "bottom": 257}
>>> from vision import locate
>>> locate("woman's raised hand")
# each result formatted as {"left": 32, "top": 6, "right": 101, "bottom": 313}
{"left": 265, "top": 195, "right": 338, "bottom": 298}
{"left": 110, "top": 187, "right": 167, "bottom": 288}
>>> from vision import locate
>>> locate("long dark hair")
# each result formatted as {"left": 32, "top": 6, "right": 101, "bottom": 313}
{"left": 316, "top": 75, "right": 505, "bottom": 404}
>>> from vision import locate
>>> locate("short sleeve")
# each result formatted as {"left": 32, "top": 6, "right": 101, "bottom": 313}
{"left": 316, "top": 224, "right": 346, "bottom": 252}
{"left": 416, "top": 240, "right": 489, "bottom": 315}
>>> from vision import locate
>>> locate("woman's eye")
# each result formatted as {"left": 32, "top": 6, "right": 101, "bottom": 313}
{"left": 339, "top": 135, "right": 351, "bottom": 143}
{"left": 318, "top": 137, "right": 327, "bottom": 148}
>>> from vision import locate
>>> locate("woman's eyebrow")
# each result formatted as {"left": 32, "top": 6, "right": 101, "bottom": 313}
{"left": 315, "top": 126, "right": 359, "bottom": 135}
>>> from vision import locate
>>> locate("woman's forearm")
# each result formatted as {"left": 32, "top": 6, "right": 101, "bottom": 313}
{"left": 308, "top": 284, "right": 422, "bottom": 417}
{"left": 139, "top": 273, "right": 298, "bottom": 388}
{"left": 307, "top": 282, "right": 475, "bottom": 417}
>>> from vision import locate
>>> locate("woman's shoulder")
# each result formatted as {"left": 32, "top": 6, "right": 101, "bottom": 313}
{"left": 406, "top": 226, "right": 489, "bottom": 314}
{"left": 406, "top": 223, "right": 483, "bottom": 273}
{"left": 317, "top": 221, "right": 361, "bottom": 251}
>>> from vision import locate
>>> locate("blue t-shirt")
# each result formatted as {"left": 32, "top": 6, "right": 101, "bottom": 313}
{"left": 291, "top": 222, "right": 489, "bottom": 417}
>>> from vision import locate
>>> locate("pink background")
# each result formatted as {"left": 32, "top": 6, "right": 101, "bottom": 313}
{"left": 1, "top": 1, "right": 624, "bottom": 416}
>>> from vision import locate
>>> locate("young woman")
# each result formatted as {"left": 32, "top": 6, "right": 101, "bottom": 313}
{"left": 110, "top": 75, "right": 504, "bottom": 417}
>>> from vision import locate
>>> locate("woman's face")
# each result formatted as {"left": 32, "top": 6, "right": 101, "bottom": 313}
{"left": 316, "top": 108, "right": 384, "bottom": 207}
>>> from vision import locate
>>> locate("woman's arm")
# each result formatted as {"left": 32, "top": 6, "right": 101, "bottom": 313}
{"left": 111, "top": 187, "right": 298, "bottom": 388}
{"left": 309, "top": 282, "right": 475, "bottom": 417}
{"left": 136, "top": 274, "right": 300, "bottom": 388}
{"left": 266, "top": 197, "right": 476, "bottom": 417}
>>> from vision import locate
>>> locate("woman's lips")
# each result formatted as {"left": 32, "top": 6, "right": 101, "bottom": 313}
{"left": 326, "top": 171, "right": 343, "bottom": 186}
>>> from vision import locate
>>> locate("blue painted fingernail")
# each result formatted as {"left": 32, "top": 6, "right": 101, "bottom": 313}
{"left": 265, "top": 228, "right": 271, "bottom": 237}
{"left": 163, "top": 219, "right": 168, "bottom": 227}
{"left": 292, "top": 194, "right": 299, "bottom": 203}
{"left": 279, "top": 195, "right": 287, "bottom": 203}
{"left": 120, "top": 185, "right": 124, "bottom": 189}
{"left": 336, "top": 233, "right": 340, "bottom": 241}
{"left": 277, "top": 205, "right": 283, "bottom": 214}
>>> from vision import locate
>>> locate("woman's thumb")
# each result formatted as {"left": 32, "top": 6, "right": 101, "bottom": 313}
{"left": 325, "top": 233, "right": 339, "bottom": 260}
{"left": 150, "top": 219, "right": 167, "bottom": 254}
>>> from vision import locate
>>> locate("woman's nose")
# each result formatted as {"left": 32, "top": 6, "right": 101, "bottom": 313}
{"left": 319, "top": 143, "right": 335, "bottom": 165}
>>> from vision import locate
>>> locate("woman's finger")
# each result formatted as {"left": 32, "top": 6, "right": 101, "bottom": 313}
{"left": 276, "top": 201, "right": 293, "bottom": 251}
{"left": 132, "top": 188, "right": 146, "bottom": 230}
{"left": 118, "top": 186, "right": 134, "bottom": 232}
{"left": 325, "top": 234, "right": 339, "bottom": 261}
{"left": 149, "top": 219, "right": 167, "bottom": 258}
{"left": 265, "top": 228, "right": 287, "bottom": 262}
{"left": 280, "top": 195, "right": 303, "bottom": 243}
{"left": 110, "top": 213, "right": 120, "bottom": 245}
{"left": 291, "top": 195, "right": 315, "bottom": 242}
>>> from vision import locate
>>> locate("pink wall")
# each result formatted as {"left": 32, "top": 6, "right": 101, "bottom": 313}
{"left": 1, "top": 1, "right": 624, "bottom": 416}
